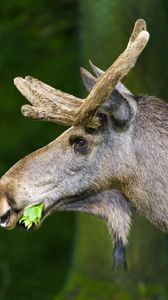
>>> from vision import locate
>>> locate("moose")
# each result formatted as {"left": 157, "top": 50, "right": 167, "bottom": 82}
{"left": 0, "top": 19, "right": 167, "bottom": 268}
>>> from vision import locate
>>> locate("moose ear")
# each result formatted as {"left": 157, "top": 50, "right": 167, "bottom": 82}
{"left": 80, "top": 63, "right": 135, "bottom": 126}
{"left": 80, "top": 62, "right": 132, "bottom": 96}
{"left": 100, "top": 89, "right": 136, "bottom": 126}
{"left": 80, "top": 67, "right": 97, "bottom": 92}
{"left": 89, "top": 61, "right": 132, "bottom": 96}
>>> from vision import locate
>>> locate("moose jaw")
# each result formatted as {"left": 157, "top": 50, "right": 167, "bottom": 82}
{"left": 0, "top": 19, "right": 167, "bottom": 269}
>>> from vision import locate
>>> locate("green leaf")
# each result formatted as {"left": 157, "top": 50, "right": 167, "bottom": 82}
{"left": 24, "top": 218, "right": 33, "bottom": 228}
{"left": 19, "top": 203, "right": 44, "bottom": 230}
{"left": 27, "top": 222, "right": 33, "bottom": 230}
{"left": 19, "top": 215, "right": 27, "bottom": 223}
{"left": 33, "top": 219, "right": 39, "bottom": 225}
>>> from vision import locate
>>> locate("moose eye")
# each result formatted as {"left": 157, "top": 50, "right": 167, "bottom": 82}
{"left": 69, "top": 136, "right": 88, "bottom": 154}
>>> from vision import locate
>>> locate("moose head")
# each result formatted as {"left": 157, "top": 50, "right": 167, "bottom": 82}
{"left": 1, "top": 19, "right": 164, "bottom": 269}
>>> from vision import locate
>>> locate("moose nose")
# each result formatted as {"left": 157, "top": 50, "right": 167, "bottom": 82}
{"left": 0, "top": 209, "right": 11, "bottom": 227}
{"left": 0, "top": 182, "right": 12, "bottom": 228}
{"left": 0, "top": 181, "right": 23, "bottom": 230}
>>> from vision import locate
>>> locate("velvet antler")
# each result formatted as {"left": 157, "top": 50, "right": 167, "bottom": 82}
{"left": 14, "top": 19, "right": 149, "bottom": 128}
{"left": 14, "top": 76, "right": 82, "bottom": 126}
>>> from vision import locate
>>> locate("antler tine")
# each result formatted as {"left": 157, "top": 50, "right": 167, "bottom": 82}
{"left": 75, "top": 19, "right": 149, "bottom": 126}
{"left": 21, "top": 104, "right": 77, "bottom": 126}
{"left": 128, "top": 19, "right": 146, "bottom": 44}
{"left": 14, "top": 76, "right": 82, "bottom": 126}
{"left": 14, "top": 77, "right": 82, "bottom": 108}
{"left": 24, "top": 76, "right": 81, "bottom": 107}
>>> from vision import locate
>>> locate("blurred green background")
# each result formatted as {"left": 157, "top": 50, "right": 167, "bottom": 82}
{"left": 1, "top": 0, "right": 168, "bottom": 299}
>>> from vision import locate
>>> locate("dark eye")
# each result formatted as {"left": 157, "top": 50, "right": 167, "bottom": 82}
{"left": 69, "top": 136, "right": 88, "bottom": 154}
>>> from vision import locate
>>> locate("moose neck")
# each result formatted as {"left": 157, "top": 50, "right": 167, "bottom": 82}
{"left": 121, "top": 96, "right": 168, "bottom": 231}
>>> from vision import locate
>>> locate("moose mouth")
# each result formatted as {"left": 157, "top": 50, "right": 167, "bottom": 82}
{"left": 41, "top": 193, "right": 93, "bottom": 219}
{"left": 16, "top": 193, "right": 93, "bottom": 230}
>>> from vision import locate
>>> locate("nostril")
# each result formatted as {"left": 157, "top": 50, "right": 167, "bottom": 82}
{"left": 0, "top": 210, "right": 10, "bottom": 225}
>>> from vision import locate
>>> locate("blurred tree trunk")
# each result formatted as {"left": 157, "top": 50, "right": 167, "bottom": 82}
{"left": 55, "top": 1, "right": 168, "bottom": 299}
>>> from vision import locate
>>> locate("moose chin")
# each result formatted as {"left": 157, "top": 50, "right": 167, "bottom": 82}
{"left": 0, "top": 19, "right": 167, "bottom": 269}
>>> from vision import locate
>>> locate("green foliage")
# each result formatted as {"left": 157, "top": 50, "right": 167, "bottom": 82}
{"left": 19, "top": 203, "right": 44, "bottom": 229}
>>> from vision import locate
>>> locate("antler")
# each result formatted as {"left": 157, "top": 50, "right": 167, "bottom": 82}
{"left": 88, "top": 60, "right": 132, "bottom": 96}
{"left": 14, "top": 76, "right": 82, "bottom": 126}
{"left": 14, "top": 19, "right": 149, "bottom": 128}
{"left": 75, "top": 19, "right": 149, "bottom": 125}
